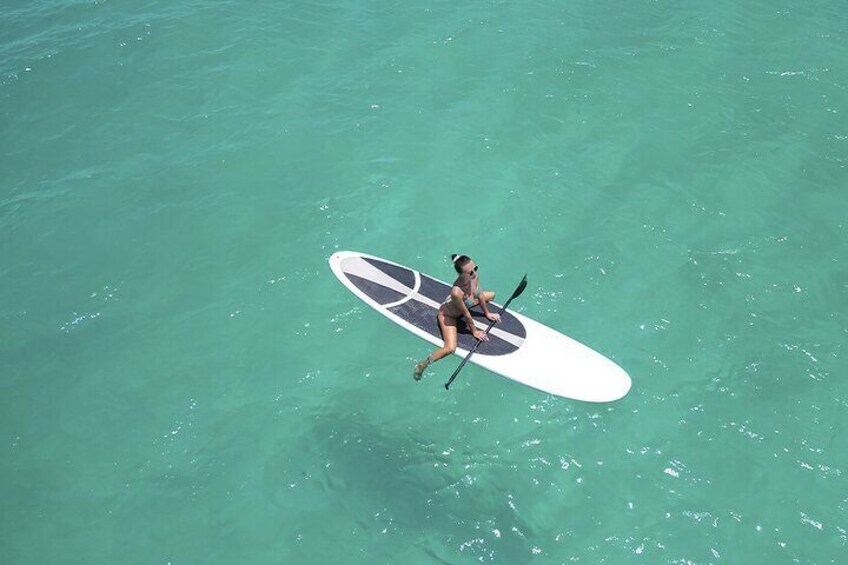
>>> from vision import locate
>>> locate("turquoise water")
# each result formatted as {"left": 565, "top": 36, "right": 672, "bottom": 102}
{"left": 2, "top": 0, "right": 846, "bottom": 562}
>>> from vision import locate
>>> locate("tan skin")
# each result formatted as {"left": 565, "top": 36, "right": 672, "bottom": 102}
{"left": 414, "top": 259, "right": 501, "bottom": 379}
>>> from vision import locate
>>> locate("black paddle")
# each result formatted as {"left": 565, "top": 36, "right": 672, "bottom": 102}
{"left": 444, "top": 274, "right": 528, "bottom": 390}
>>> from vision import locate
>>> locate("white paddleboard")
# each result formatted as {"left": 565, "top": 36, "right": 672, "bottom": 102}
{"left": 329, "top": 251, "right": 631, "bottom": 402}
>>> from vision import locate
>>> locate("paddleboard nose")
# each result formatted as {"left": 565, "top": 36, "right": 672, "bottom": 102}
{"left": 609, "top": 365, "right": 633, "bottom": 401}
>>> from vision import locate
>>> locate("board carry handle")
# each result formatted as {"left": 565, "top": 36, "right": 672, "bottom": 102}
{"left": 444, "top": 274, "right": 528, "bottom": 390}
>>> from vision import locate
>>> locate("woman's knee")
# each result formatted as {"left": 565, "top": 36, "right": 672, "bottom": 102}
{"left": 482, "top": 290, "right": 495, "bottom": 301}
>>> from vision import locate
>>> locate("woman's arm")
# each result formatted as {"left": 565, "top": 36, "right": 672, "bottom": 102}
{"left": 463, "top": 309, "right": 477, "bottom": 333}
{"left": 477, "top": 284, "right": 492, "bottom": 317}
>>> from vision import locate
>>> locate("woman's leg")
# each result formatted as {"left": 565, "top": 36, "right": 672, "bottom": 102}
{"left": 477, "top": 290, "right": 496, "bottom": 313}
{"left": 431, "top": 311, "right": 458, "bottom": 362}
{"left": 414, "top": 310, "right": 459, "bottom": 379}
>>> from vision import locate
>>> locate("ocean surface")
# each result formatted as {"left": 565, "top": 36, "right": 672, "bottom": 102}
{"left": 2, "top": 1, "right": 846, "bottom": 563}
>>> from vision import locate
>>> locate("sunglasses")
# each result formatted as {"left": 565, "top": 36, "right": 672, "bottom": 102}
{"left": 464, "top": 265, "right": 479, "bottom": 275}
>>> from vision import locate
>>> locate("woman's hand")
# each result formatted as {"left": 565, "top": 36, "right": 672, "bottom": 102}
{"left": 473, "top": 330, "right": 489, "bottom": 342}
{"left": 486, "top": 312, "right": 501, "bottom": 323}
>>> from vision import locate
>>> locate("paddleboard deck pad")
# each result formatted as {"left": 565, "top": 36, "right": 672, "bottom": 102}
{"left": 329, "top": 251, "right": 631, "bottom": 402}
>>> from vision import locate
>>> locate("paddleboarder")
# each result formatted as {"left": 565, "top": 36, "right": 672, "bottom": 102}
{"left": 414, "top": 254, "right": 501, "bottom": 380}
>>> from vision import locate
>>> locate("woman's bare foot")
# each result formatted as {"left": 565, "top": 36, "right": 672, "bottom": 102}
{"left": 413, "top": 358, "right": 431, "bottom": 380}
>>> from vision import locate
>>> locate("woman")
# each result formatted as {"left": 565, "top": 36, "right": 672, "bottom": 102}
{"left": 413, "top": 254, "right": 501, "bottom": 380}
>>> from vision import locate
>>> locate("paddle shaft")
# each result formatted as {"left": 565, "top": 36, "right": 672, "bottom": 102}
{"left": 444, "top": 278, "right": 526, "bottom": 390}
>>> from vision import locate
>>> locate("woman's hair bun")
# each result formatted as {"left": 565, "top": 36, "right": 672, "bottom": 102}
{"left": 451, "top": 254, "right": 471, "bottom": 273}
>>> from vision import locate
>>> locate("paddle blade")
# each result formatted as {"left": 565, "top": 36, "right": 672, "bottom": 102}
{"left": 511, "top": 275, "right": 528, "bottom": 299}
